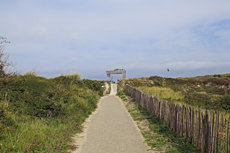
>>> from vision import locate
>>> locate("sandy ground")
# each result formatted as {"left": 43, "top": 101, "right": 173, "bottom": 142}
{"left": 72, "top": 84, "right": 153, "bottom": 153}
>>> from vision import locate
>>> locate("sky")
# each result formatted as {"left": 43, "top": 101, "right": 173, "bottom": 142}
{"left": 0, "top": 0, "right": 230, "bottom": 81}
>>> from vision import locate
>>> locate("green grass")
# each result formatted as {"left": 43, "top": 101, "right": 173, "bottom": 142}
{"left": 121, "top": 93, "right": 200, "bottom": 153}
{"left": 116, "top": 90, "right": 128, "bottom": 101}
{"left": 0, "top": 72, "right": 105, "bottom": 152}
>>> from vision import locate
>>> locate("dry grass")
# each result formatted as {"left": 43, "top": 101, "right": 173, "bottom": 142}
{"left": 137, "top": 86, "right": 184, "bottom": 103}
{"left": 24, "top": 72, "right": 36, "bottom": 76}
{"left": 61, "top": 72, "right": 82, "bottom": 80}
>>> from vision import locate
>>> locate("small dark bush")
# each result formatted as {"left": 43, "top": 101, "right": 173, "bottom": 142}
{"left": 213, "top": 74, "right": 221, "bottom": 77}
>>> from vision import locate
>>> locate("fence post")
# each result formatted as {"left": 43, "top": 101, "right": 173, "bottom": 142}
{"left": 207, "top": 110, "right": 212, "bottom": 153}
{"left": 137, "top": 89, "right": 139, "bottom": 101}
{"left": 182, "top": 105, "right": 184, "bottom": 136}
{"left": 154, "top": 97, "right": 157, "bottom": 116}
{"left": 165, "top": 101, "right": 168, "bottom": 124}
{"left": 142, "top": 93, "right": 145, "bottom": 108}
{"left": 175, "top": 105, "right": 178, "bottom": 133}
{"left": 178, "top": 105, "right": 181, "bottom": 135}
{"left": 189, "top": 106, "right": 192, "bottom": 141}
{"left": 198, "top": 109, "right": 201, "bottom": 150}
{"left": 159, "top": 100, "right": 162, "bottom": 121}
{"left": 191, "top": 107, "right": 195, "bottom": 144}
{"left": 167, "top": 101, "right": 171, "bottom": 128}
{"left": 158, "top": 100, "right": 161, "bottom": 120}
{"left": 145, "top": 93, "right": 148, "bottom": 110}
{"left": 161, "top": 100, "right": 164, "bottom": 122}
{"left": 216, "top": 111, "right": 219, "bottom": 153}
{"left": 185, "top": 106, "right": 188, "bottom": 139}
{"left": 201, "top": 110, "right": 204, "bottom": 152}
{"left": 211, "top": 111, "right": 215, "bottom": 152}
{"left": 171, "top": 103, "right": 174, "bottom": 131}
{"left": 221, "top": 113, "right": 224, "bottom": 152}
{"left": 163, "top": 100, "right": 166, "bottom": 124}
{"left": 195, "top": 108, "right": 198, "bottom": 148}
{"left": 141, "top": 92, "right": 145, "bottom": 107}
{"left": 149, "top": 96, "right": 153, "bottom": 114}
{"left": 173, "top": 104, "right": 176, "bottom": 132}
{"left": 147, "top": 94, "right": 151, "bottom": 112}
{"left": 226, "top": 115, "right": 230, "bottom": 153}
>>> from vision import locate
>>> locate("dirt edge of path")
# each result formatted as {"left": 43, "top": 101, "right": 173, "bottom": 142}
{"left": 120, "top": 95, "right": 169, "bottom": 153}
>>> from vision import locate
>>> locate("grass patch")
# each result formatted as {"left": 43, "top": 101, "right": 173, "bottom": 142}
{"left": 137, "top": 86, "right": 184, "bottom": 103}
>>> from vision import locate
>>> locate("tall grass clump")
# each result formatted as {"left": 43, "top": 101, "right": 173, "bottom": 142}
{"left": 61, "top": 72, "right": 82, "bottom": 80}
{"left": 0, "top": 72, "right": 106, "bottom": 152}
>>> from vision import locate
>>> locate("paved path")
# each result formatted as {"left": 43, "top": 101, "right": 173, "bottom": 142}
{"left": 73, "top": 84, "right": 152, "bottom": 153}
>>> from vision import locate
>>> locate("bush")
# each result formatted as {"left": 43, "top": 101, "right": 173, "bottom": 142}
{"left": 213, "top": 74, "right": 221, "bottom": 77}
{"left": 83, "top": 79, "right": 104, "bottom": 96}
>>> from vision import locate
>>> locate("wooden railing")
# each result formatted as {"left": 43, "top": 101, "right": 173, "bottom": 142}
{"left": 125, "top": 84, "right": 230, "bottom": 153}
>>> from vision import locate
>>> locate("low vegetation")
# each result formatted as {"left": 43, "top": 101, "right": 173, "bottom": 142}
{"left": 0, "top": 72, "right": 105, "bottom": 152}
{"left": 119, "top": 73, "right": 230, "bottom": 112}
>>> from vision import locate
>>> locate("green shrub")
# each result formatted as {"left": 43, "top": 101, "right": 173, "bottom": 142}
{"left": 83, "top": 79, "right": 104, "bottom": 96}
{"left": 213, "top": 74, "right": 221, "bottom": 77}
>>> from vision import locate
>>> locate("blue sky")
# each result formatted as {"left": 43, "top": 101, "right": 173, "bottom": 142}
{"left": 1, "top": 0, "right": 230, "bottom": 81}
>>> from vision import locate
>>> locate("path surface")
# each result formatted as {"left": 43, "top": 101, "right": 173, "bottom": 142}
{"left": 73, "top": 84, "right": 152, "bottom": 153}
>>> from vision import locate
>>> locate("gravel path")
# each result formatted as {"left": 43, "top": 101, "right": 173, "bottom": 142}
{"left": 72, "top": 84, "right": 152, "bottom": 153}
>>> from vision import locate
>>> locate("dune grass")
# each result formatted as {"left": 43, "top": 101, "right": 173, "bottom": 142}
{"left": 0, "top": 72, "right": 105, "bottom": 152}
{"left": 137, "top": 86, "right": 184, "bottom": 103}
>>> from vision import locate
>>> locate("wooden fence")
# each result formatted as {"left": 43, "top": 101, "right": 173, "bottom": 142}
{"left": 125, "top": 85, "right": 230, "bottom": 153}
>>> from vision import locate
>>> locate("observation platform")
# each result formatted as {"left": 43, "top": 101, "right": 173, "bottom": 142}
{"left": 106, "top": 69, "right": 126, "bottom": 80}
